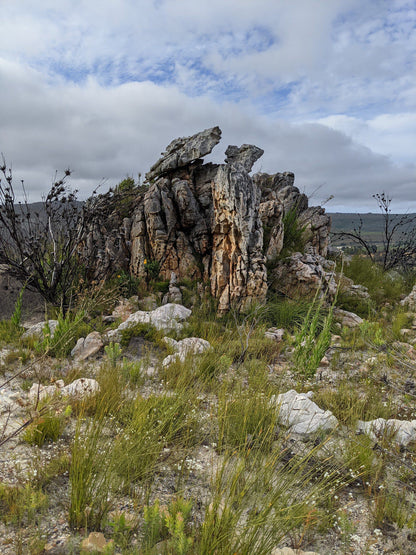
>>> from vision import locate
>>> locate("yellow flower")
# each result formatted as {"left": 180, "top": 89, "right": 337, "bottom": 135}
{"left": 144, "top": 259, "right": 147, "bottom": 264}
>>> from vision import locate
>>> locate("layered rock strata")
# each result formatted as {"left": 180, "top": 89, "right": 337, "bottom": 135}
{"left": 84, "top": 127, "right": 331, "bottom": 311}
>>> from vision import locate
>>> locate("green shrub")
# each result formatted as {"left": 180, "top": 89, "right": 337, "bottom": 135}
{"left": 0, "top": 482, "right": 48, "bottom": 525}
{"left": 114, "top": 269, "right": 143, "bottom": 297}
{"left": 120, "top": 322, "right": 161, "bottom": 347}
{"left": 23, "top": 404, "right": 71, "bottom": 447}
{"left": 142, "top": 497, "right": 193, "bottom": 553}
{"left": 342, "top": 256, "right": 410, "bottom": 304}
{"left": 313, "top": 382, "right": 393, "bottom": 426}
{"left": 35, "top": 309, "right": 91, "bottom": 358}
{"left": 0, "top": 320, "right": 24, "bottom": 346}
{"left": 69, "top": 408, "right": 120, "bottom": 530}
{"left": 263, "top": 296, "right": 319, "bottom": 331}
{"left": 292, "top": 292, "right": 335, "bottom": 378}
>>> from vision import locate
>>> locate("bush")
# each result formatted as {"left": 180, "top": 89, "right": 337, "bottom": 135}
{"left": 23, "top": 404, "right": 71, "bottom": 447}
{"left": 342, "top": 256, "right": 410, "bottom": 305}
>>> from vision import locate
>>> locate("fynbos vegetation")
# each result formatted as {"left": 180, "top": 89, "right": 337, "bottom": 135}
{"left": 1, "top": 129, "right": 416, "bottom": 554}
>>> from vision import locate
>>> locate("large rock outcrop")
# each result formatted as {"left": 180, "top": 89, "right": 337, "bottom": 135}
{"left": 84, "top": 127, "right": 331, "bottom": 312}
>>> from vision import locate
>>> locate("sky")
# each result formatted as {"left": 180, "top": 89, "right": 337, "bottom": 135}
{"left": 0, "top": 0, "right": 415, "bottom": 212}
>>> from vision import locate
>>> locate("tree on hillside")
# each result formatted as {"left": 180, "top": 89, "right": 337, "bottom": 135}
{"left": 333, "top": 192, "right": 416, "bottom": 271}
{"left": 0, "top": 157, "right": 93, "bottom": 308}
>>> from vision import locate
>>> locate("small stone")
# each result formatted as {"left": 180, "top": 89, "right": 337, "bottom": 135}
{"left": 265, "top": 328, "right": 285, "bottom": 343}
{"left": 81, "top": 532, "right": 114, "bottom": 553}
{"left": 71, "top": 331, "right": 104, "bottom": 361}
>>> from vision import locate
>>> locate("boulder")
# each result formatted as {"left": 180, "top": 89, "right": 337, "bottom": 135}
{"left": 28, "top": 378, "right": 99, "bottom": 402}
{"left": 270, "top": 253, "right": 337, "bottom": 300}
{"left": 146, "top": 126, "right": 222, "bottom": 181}
{"left": 334, "top": 308, "right": 363, "bottom": 328}
{"left": 357, "top": 418, "right": 416, "bottom": 447}
{"left": 105, "top": 303, "right": 192, "bottom": 343}
{"left": 28, "top": 380, "right": 64, "bottom": 403}
{"left": 272, "top": 390, "right": 338, "bottom": 435}
{"left": 62, "top": 378, "right": 100, "bottom": 398}
{"left": 71, "top": 331, "right": 104, "bottom": 361}
{"left": 162, "top": 336, "right": 211, "bottom": 366}
{"left": 22, "top": 320, "right": 59, "bottom": 340}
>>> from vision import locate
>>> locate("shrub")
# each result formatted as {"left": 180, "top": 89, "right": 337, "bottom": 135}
{"left": 342, "top": 256, "right": 410, "bottom": 305}
{"left": 23, "top": 404, "right": 71, "bottom": 447}
{"left": 120, "top": 322, "right": 161, "bottom": 347}
{"left": 0, "top": 482, "right": 47, "bottom": 525}
{"left": 292, "top": 291, "right": 335, "bottom": 377}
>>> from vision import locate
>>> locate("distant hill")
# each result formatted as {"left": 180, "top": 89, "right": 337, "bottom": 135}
{"left": 328, "top": 212, "right": 416, "bottom": 247}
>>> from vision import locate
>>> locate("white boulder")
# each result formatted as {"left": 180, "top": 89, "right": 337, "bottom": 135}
{"left": 272, "top": 390, "right": 338, "bottom": 435}
{"left": 162, "top": 337, "right": 211, "bottom": 366}
{"left": 357, "top": 418, "right": 416, "bottom": 447}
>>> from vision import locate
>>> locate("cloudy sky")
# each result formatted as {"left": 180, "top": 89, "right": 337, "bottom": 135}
{"left": 0, "top": 0, "right": 415, "bottom": 211}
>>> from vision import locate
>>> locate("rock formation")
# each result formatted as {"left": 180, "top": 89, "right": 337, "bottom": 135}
{"left": 84, "top": 127, "right": 332, "bottom": 312}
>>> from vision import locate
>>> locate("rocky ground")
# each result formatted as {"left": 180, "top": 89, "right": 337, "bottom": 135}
{"left": 1, "top": 289, "right": 416, "bottom": 554}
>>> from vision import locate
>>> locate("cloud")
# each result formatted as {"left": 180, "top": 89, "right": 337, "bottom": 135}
{"left": 0, "top": 1, "right": 414, "bottom": 211}
{"left": 0, "top": 58, "right": 414, "bottom": 213}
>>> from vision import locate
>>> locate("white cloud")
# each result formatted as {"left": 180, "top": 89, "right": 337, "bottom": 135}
{"left": 0, "top": 0, "right": 414, "bottom": 211}
{"left": 0, "top": 58, "right": 414, "bottom": 213}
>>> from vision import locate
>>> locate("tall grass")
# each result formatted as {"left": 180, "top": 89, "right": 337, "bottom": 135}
{"left": 292, "top": 289, "right": 335, "bottom": 377}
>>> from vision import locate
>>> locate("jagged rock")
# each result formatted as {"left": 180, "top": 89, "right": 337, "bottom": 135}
{"left": 162, "top": 272, "right": 183, "bottom": 305}
{"left": 162, "top": 336, "right": 211, "bottom": 366}
{"left": 71, "top": 331, "right": 104, "bottom": 361}
{"left": 357, "top": 418, "right": 416, "bottom": 447}
{"left": 265, "top": 328, "right": 285, "bottom": 342}
{"left": 84, "top": 128, "right": 331, "bottom": 313}
{"left": 334, "top": 308, "right": 363, "bottom": 327}
{"left": 270, "top": 253, "right": 337, "bottom": 299}
{"left": 105, "top": 303, "right": 192, "bottom": 343}
{"left": 210, "top": 158, "right": 267, "bottom": 313}
{"left": 272, "top": 390, "right": 338, "bottom": 435}
{"left": 146, "top": 126, "right": 222, "bottom": 181}
{"left": 22, "top": 320, "right": 59, "bottom": 340}
{"left": 299, "top": 206, "right": 331, "bottom": 257}
{"left": 224, "top": 144, "right": 264, "bottom": 172}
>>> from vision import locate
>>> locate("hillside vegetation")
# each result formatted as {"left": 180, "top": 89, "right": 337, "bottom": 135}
{"left": 1, "top": 254, "right": 416, "bottom": 554}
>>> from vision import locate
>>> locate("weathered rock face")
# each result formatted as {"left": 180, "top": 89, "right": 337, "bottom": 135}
{"left": 130, "top": 129, "right": 269, "bottom": 313}
{"left": 85, "top": 127, "right": 331, "bottom": 312}
{"left": 146, "top": 126, "right": 222, "bottom": 182}
{"left": 270, "top": 253, "right": 337, "bottom": 300}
